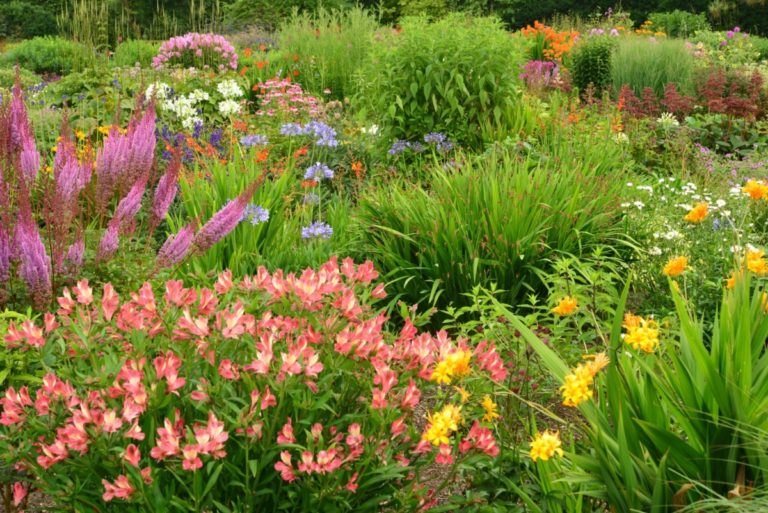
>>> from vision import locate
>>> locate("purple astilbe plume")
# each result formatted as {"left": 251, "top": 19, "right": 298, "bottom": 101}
{"left": 0, "top": 226, "right": 10, "bottom": 286}
{"left": 63, "top": 238, "right": 85, "bottom": 275}
{"left": 149, "top": 152, "right": 182, "bottom": 234}
{"left": 97, "top": 221, "right": 120, "bottom": 262}
{"left": 123, "top": 105, "right": 156, "bottom": 187}
{"left": 9, "top": 75, "right": 31, "bottom": 150}
{"left": 156, "top": 223, "right": 196, "bottom": 269}
{"left": 112, "top": 175, "right": 148, "bottom": 234}
{"left": 191, "top": 181, "right": 259, "bottom": 254}
{"left": 14, "top": 192, "right": 52, "bottom": 308}
{"left": 19, "top": 131, "right": 40, "bottom": 183}
{"left": 95, "top": 127, "right": 131, "bottom": 213}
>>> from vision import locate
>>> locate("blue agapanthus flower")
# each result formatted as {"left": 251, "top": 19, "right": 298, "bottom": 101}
{"left": 304, "top": 162, "right": 334, "bottom": 181}
{"left": 240, "top": 134, "right": 269, "bottom": 147}
{"left": 242, "top": 204, "right": 270, "bottom": 225}
{"left": 301, "top": 221, "right": 333, "bottom": 240}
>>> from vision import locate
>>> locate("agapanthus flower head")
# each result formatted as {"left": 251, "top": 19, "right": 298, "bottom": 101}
{"left": 240, "top": 134, "right": 268, "bottom": 147}
{"left": 280, "top": 123, "right": 304, "bottom": 136}
{"left": 388, "top": 140, "right": 408, "bottom": 156}
{"left": 242, "top": 204, "right": 269, "bottom": 225}
{"left": 424, "top": 132, "right": 447, "bottom": 144}
{"left": 301, "top": 221, "right": 333, "bottom": 240}
{"left": 303, "top": 192, "right": 320, "bottom": 204}
{"left": 529, "top": 430, "right": 563, "bottom": 462}
{"left": 304, "top": 162, "right": 334, "bottom": 181}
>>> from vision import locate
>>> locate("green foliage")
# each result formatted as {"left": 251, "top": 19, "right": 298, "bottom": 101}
{"left": 0, "top": 66, "right": 40, "bottom": 90}
{"left": 112, "top": 40, "right": 160, "bottom": 68}
{"left": 648, "top": 10, "right": 710, "bottom": 37}
{"left": 611, "top": 36, "right": 695, "bottom": 98}
{"left": 570, "top": 36, "right": 615, "bottom": 96}
{"left": 0, "top": 37, "right": 93, "bottom": 75}
{"left": 356, "top": 147, "right": 628, "bottom": 315}
{"left": 358, "top": 14, "right": 526, "bottom": 149}
{"left": 224, "top": 0, "right": 352, "bottom": 31}
{"left": 277, "top": 7, "right": 379, "bottom": 100}
{"left": 0, "top": 1, "right": 57, "bottom": 40}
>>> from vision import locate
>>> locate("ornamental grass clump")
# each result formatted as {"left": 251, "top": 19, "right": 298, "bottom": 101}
{"left": 0, "top": 258, "right": 508, "bottom": 512}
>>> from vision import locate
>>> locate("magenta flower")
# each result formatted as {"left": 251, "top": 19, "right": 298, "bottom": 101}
{"left": 157, "top": 224, "right": 196, "bottom": 269}
{"left": 150, "top": 155, "right": 181, "bottom": 233}
{"left": 112, "top": 176, "right": 148, "bottom": 233}
{"left": 97, "top": 222, "right": 120, "bottom": 262}
{"left": 191, "top": 182, "right": 258, "bottom": 254}
{"left": 14, "top": 205, "right": 52, "bottom": 307}
{"left": 64, "top": 238, "right": 85, "bottom": 275}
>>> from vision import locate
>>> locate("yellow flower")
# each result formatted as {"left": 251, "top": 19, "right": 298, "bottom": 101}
{"left": 74, "top": 129, "right": 86, "bottom": 140}
{"left": 530, "top": 430, "right": 564, "bottom": 462}
{"left": 552, "top": 296, "right": 578, "bottom": 316}
{"left": 98, "top": 125, "right": 112, "bottom": 135}
{"left": 422, "top": 404, "right": 463, "bottom": 446}
{"left": 684, "top": 202, "right": 708, "bottom": 223}
{"left": 624, "top": 317, "right": 660, "bottom": 353}
{"left": 663, "top": 256, "right": 688, "bottom": 277}
{"left": 726, "top": 271, "right": 738, "bottom": 289}
{"left": 746, "top": 249, "right": 768, "bottom": 275}
{"left": 481, "top": 395, "right": 500, "bottom": 423}
{"left": 560, "top": 364, "right": 594, "bottom": 407}
{"left": 743, "top": 180, "right": 768, "bottom": 200}
{"left": 454, "top": 386, "right": 470, "bottom": 403}
{"left": 431, "top": 349, "right": 472, "bottom": 385}
{"left": 622, "top": 312, "right": 642, "bottom": 330}
{"left": 583, "top": 352, "right": 610, "bottom": 376}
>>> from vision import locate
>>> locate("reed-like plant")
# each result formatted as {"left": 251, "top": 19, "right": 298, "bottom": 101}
{"left": 611, "top": 36, "right": 695, "bottom": 98}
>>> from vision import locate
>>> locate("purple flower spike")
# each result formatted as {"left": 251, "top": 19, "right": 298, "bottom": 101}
{"left": 97, "top": 222, "right": 120, "bottom": 262}
{"left": 157, "top": 223, "right": 196, "bottom": 269}
{"left": 150, "top": 154, "right": 181, "bottom": 233}
{"left": 192, "top": 182, "right": 259, "bottom": 253}
{"left": 14, "top": 204, "right": 52, "bottom": 307}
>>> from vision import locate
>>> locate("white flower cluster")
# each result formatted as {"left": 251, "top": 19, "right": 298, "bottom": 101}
{"left": 165, "top": 90, "right": 209, "bottom": 131}
{"left": 217, "top": 79, "right": 244, "bottom": 117}
{"left": 656, "top": 112, "right": 680, "bottom": 129}
{"left": 145, "top": 82, "right": 172, "bottom": 102}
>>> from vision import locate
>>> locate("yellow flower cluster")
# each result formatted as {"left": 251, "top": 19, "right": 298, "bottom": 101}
{"left": 530, "top": 430, "right": 564, "bottom": 462}
{"left": 431, "top": 350, "right": 472, "bottom": 385}
{"left": 746, "top": 248, "right": 768, "bottom": 275}
{"left": 422, "top": 404, "right": 463, "bottom": 446}
{"left": 560, "top": 352, "right": 609, "bottom": 407}
{"left": 551, "top": 296, "right": 578, "bottom": 316}
{"left": 684, "top": 202, "right": 708, "bottom": 223}
{"left": 743, "top": 180, "right": 768, "bottom": 201}
{"left": 481, "top": 395, "right": 500, "bottom": 423}
{"left": 663, "top": 256, "right": 688, "bottom": 277}
{"left": 623, "top": 313, "right": 659, "bottom": 353}
{"left": 635, "top": 20, "right": 666, "bottom": 36}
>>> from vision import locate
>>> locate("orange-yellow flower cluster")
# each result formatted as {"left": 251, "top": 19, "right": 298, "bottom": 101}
{"left": 635, "top": 20, "right": 667, "bottom": 37}
{"left": 520, "top": 21, "right": 579, "bottom": 61}
{"left": 663, "top": 256, "right": 688, "bottom": 277}
{"left": 622, "top": 313, "right": 659, "bottom": 353}
{"left": 742, "top": 180, "right": 768, "bottom": 200}
{"left": 684, "top": 202, "right": 708, "bottom": 223}
{"left": 530, "top": 430, "right": 564, "bottom": 462}
{"left": 481, "top": 395, "right": 499, "bottom": 423}
{"left": 560, "top": 352, "right": 609, "bottom": 407}
{"left": 422, "top": 404, "right": 463, "bottom": 446}
{"left": 430, "top": 350, "right": 472, "bottom": 385}
{"left": 746, "top": 248, "right": 768, "bottom": 275}
{"left": 552, "top": 296, "right": 578, "bottom": 316}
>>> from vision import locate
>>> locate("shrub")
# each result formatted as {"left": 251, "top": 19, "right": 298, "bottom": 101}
{"left": 277, "top": 6, "right": 379, "bottom": 100}
{"left": 0, "top": 263, "right": 508, "bottom": 512}
{"left": 152, "top": 32, "right": 238, "bottom": 72}
{"left": 0, "top": 1, "right": 57, "bottom": 40}
{"left": 358, "top": 14, "right": 526, "bottom": 149}
{"left": 611, "top": 36, "right": 695, "bottom": 98}
{"left": 570, "top": 35, "right": 615, "bottom": 96}
{"left": 356, "top": 147, "right": 627, "bottom": 314}
{"left": 648, "top": 10, "right": 710, "bottom": 38}
{"left": 112, "top": 40, "right": 160, "bottom": 68}
{"left": 0, "top": 37, "right": 93, "bottom": 75}
{"left": 0, "top": 67, "right": 39, "bottom": 90}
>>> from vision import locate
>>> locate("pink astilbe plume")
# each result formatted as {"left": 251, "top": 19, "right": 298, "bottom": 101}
{"left": 19, "top": 132, "right": 40, "bottom": 183}
{"left": 14, "top": 190, "right": 52, "bottom": 308}
{"left": 156, "top": 223, "right": 196, "bottom": 269}
{"left": 192, "top": 181, "right": 259, "bottom": 254}
{"left": 97, "top": 222, "right": 120, "bottom": 262}
{"left": 0, "top": 226, "right": 10, "bottom": 286}
{"left": 95, "top": 105, "right": 156, "bottom": 213}
{"left": 112, "top": 175, "right": 148, "bottom": 234}
{"left": 149, "top": 152, "right": 181, "bottom": 234}
{"left": 64, "top": 237, "right": 85, "bottom": 275}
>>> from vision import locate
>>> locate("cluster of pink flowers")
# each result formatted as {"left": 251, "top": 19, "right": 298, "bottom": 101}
{"left": 254, "top": 77, "right": 322, "bottom": 118}
{"left": 0, "top": 258, "right": 506, "bottom": 510}
{"left": 153, "top": 33, "right": 238, "bottom": 71}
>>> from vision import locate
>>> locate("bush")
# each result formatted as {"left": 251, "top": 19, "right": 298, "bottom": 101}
{"left": 358, "top": 14, "right": 526, "bottom": 149}
{"left": 648, "top": 10, "right": 710, "bottom": 38}
{"left": 569, "top": 35, "right": 615, "bottom": 97}
{"left": 0, "top": 264, "right": 508, "bottom": 512}
{"left": 356, "top": 147, "right": 628, "bottom": 314}
{"left": 0, "top": 1, "right": 57, "bottom": 40}
{"left": 611, "top": 36, "right": 695, "bottom": 98}
{"left": 112, "top": 40, "right": 160, "bottom": 68}
{"left": 277, "top": 6, "right": 379, "bottom": 100}
{"left": 0, "top": 67, "right": 40, "bottom": 90}
{"left": 0, "top": 37, "right": 93, "bottom": 75}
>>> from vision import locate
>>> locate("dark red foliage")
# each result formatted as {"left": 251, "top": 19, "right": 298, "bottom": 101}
{"left": 661, "top": 83, "right": 695, "bottom": 118}
{"left": 696, "top": 67, "right": 765, "bottom": 119}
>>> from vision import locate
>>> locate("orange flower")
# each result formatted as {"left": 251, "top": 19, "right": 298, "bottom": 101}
{"left": 293, "top": 146, "right": 308, "bottom": 159}
{"left": 239, "top": 67, "right": 249, "bottom": 77}
{"left": 351, "top": 160, "right": 364, "bottom": 179}
{"left": 258, "top": 44, "right": 267, "bottom": 52}
{"left": 292, "top": 53, "right": 300, "bottom": 62}
{"left": 743, "top": 180, "right": 768, "bottom": 200}
{"left": 663, "top": 256, "right": 689, "bottom": 277}
{"left": 551, "top": 296, "right": 578, "bottom": 316}
{"left": 293, "top": 69, "right": 300, "bottom": 77}
{"left": 684, "top": 202, "right": 708, "bottom": 223}
{"left": 302, "top": 179, "right": 318, "bottom": 188}
{"left": 244, "top": 48, "right": 253, "bottom": 57}
{"left": 256, "top": 60, "right": 267, "bottom": 70}
{"left": 232, "top": 120, "right": 247, "bottom": 132}
{"left": 256, "top": 149, "right": 269, "bottom": 162}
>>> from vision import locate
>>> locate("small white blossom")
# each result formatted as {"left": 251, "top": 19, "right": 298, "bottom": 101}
{"left": 218, "top": 99, "right": 242, "bottom": 116}
{"left": 649, "top": 247, "right": 663, "bottom": 255}
{"left": 217, "top": 79, "right": 244, "bottom": 99}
